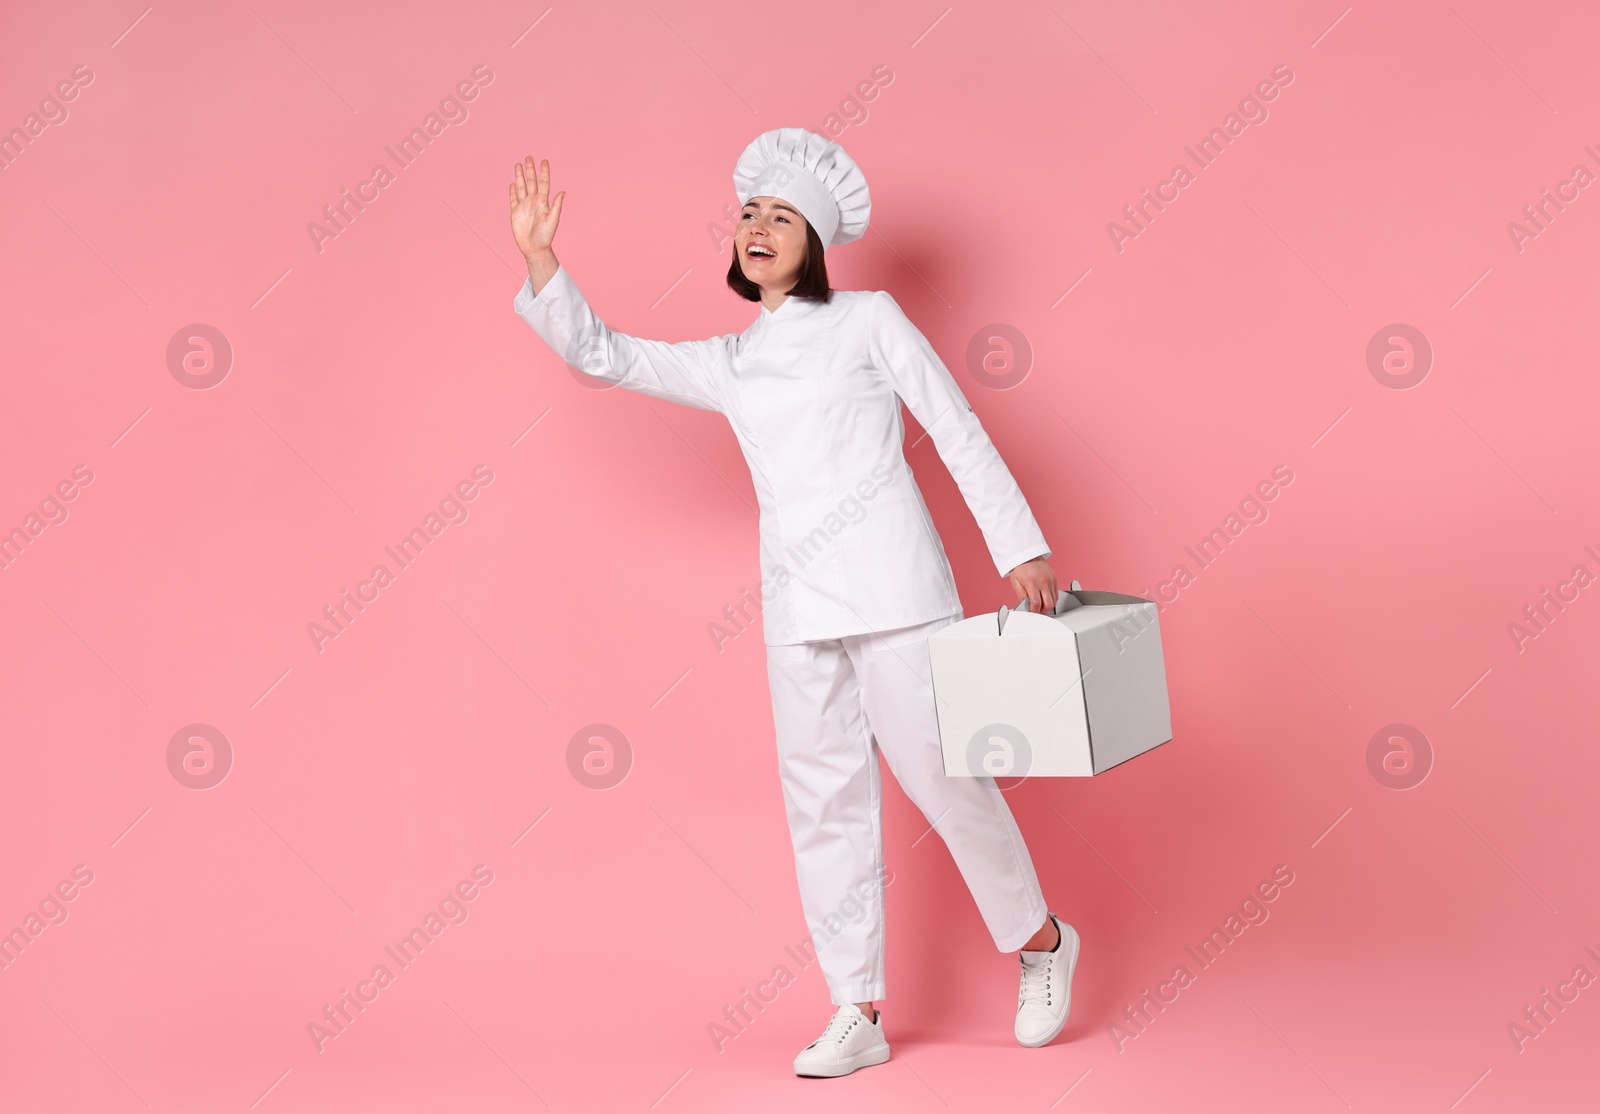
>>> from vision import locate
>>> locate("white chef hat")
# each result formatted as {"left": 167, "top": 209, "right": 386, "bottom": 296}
{"left": 732, "top": 127, "right": 871, "bottom": 251}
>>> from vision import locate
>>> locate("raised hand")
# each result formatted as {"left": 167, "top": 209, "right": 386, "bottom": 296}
{"left": 510, "top": 156, "right": 564, "bottom": 260}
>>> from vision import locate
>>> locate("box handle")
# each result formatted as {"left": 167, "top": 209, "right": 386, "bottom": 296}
{"left": 999, "top": 582, "right": 1085, "bottom": 633}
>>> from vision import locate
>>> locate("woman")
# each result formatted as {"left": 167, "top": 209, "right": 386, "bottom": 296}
{"left": 507, "top": 128, "right": 1079, "bottom": 1077}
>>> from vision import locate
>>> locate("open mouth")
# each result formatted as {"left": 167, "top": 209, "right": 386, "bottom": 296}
{"left": 745, "top": 244, "right": 777, "bottom": 262}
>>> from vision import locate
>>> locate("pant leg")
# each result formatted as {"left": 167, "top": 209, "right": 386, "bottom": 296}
{"left": 845, "top": 614, "right": 1050, "bottom": 953}
{"left": 765, "top": 637, "right": 889, "bottom": 1006}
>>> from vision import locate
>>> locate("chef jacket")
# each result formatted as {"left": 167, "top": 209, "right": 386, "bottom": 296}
{"left": 512, "top": 266, "right": 1051, "bottom": 645}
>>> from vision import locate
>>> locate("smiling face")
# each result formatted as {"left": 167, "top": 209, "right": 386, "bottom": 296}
{"left": 735, "top": 196, "right": 809, "bottom": 293}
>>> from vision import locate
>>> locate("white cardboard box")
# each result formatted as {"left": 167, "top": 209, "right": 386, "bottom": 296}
{"left": 930, "top": 583, "right": 1173, "bottom": 777}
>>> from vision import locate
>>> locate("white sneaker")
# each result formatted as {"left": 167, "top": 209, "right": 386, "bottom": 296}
{"left": 1015, "top": 912, "right": 1079, "bottom": 1048}
{"left": 793, "top": 1003, "right": 891, "bottom": 1078}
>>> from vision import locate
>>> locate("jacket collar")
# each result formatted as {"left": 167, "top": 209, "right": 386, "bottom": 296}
{"left": 752, "top": 293, "right": 823, "bottom": 329}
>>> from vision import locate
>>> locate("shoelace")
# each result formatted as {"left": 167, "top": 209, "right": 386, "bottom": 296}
{"left": 816, "top": 1010, "right": 864, "bottom": 1046}
{"left": 1019, "top": 956, "right": 1054, "bottom": 1008}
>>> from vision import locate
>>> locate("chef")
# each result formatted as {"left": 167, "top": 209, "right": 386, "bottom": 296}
{"left": 508, "top": 128, "right": 1080, "bottom": 1075}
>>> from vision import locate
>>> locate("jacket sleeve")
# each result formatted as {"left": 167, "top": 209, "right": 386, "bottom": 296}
{"left": 513, "top": 265, "right": 725, "bottom": 413}
{"left": 868, "top": 289, "right": 1051, "bottom": 578}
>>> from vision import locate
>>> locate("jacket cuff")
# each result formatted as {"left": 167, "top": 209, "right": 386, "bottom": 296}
{"left": 513, "top": 274, "right": 536, "bottom": 315}
{"left": 512, "top": 264, "right": 571, "bottom": 318}
{"left": 995, "top": 542, "right": 1051, "bottom": 578}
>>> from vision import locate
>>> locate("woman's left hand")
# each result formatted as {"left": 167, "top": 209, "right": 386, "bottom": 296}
{"left": 1008, "top": 557, "right": 1058, "bottom": 614}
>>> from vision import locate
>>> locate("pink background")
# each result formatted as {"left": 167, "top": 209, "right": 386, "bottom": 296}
{"left": 2, "top": 1, "right": 1597, "bottom": 1110}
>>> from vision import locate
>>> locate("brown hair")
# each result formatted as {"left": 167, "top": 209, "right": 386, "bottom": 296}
{"left": 726, "top": 220, "right": 832, "bottom": 304}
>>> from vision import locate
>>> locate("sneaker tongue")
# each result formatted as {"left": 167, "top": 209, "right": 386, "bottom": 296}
{"left": 1020, "top": 949, "right": 1052, "bottom": 966}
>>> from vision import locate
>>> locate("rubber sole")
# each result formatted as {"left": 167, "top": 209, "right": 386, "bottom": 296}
{"left": 794, "top": 1040, "right": 892, "bottom": 1078}
{"left": 1016, "top": 922, "right": 1081, "bottom": 1048}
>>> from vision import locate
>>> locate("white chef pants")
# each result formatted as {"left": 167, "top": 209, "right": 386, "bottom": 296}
{"left": 765, "top": 612, "right": 1049, "bottom": 1006}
